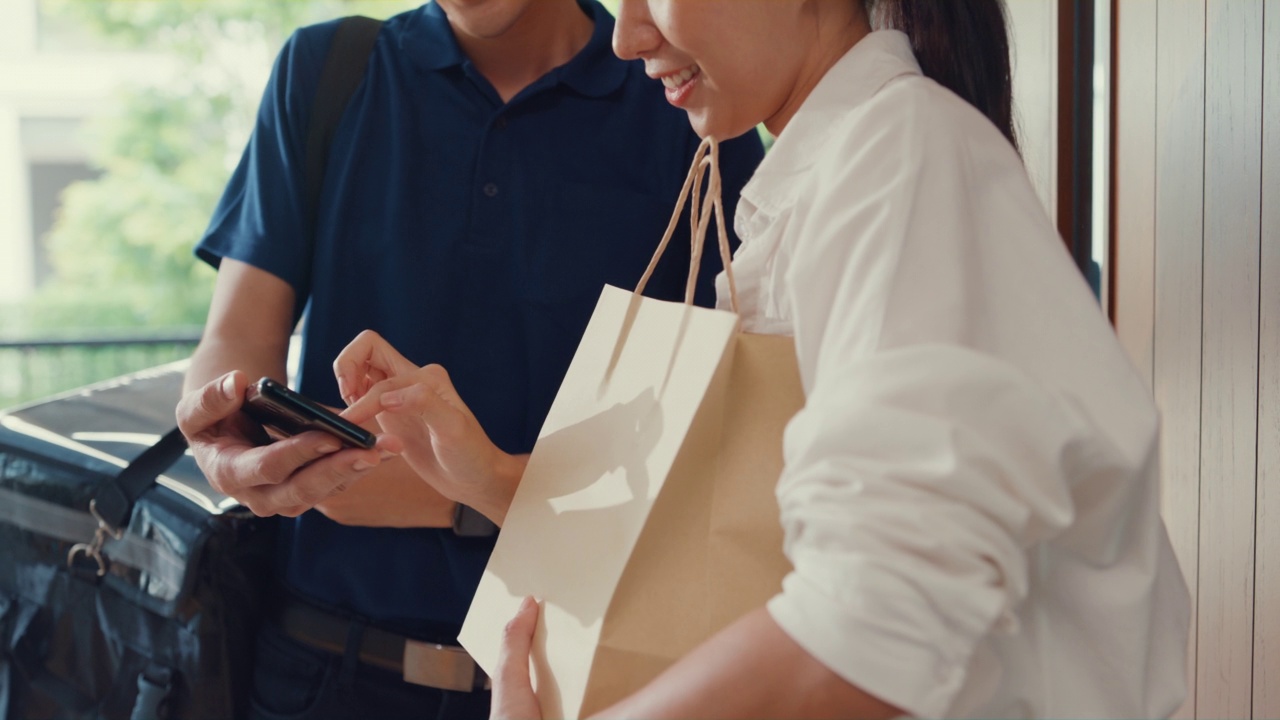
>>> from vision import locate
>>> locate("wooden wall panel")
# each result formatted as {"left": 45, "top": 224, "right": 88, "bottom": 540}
{"left": 1197, "top": 1, "right": 1263, "bottom": 717}
{"left": 1113, "top": 0, "right": 1157, "bottom": 389}
{"left": 1152, "top": 2, "right": 1206, "bottom": 715}
{"left": 1253, "top": 1, "right": 1280, "bottom": 716}
{"left": 1006, "top": 0, "right": 1058, "bottom": 216}
{"left": 1115, "top": 1, "right": 1277, "bottom": 715}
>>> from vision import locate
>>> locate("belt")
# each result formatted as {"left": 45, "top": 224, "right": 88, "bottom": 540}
{"left": 275, "top": 600, "right": 490, "bottom": 693}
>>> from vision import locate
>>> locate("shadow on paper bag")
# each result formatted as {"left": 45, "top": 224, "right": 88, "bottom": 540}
{"left": 489, "top": 386, "right": 664, "bottom": 628}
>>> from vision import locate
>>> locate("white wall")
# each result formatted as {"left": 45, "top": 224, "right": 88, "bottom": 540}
{"left": 0, "top": 0, "right": 39, "bottom": 302}
{"left": 0, "top": 0, "right": 173, "bottom": 304}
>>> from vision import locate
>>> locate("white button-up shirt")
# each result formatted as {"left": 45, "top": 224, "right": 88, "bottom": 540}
{"left": 718, "top": 30, "right": 1190, "bottom": 719}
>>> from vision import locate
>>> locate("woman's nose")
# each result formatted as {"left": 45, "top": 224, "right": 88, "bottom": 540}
{"left": 612, "top": 0, "right": 661, "bottom": 61}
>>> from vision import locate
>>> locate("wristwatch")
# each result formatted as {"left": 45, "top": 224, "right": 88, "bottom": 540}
{"left": 451, "top": 503, "right": 498, "bottom": 537}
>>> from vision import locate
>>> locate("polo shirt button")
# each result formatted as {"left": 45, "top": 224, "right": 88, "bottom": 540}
{"left": 483, "top": 182, "right": 499, "bottom": 197}
{"left": 494, "top": 116, "right": 508, "bottom": 130}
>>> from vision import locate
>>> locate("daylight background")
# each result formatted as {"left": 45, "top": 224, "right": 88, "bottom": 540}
{"left": 0, "top": 0, "right": 1059, "bottom": 410}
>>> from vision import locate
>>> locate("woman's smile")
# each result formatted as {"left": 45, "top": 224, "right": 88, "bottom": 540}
{"left": 652, "top": 64, "right": 702, "bottom": 107}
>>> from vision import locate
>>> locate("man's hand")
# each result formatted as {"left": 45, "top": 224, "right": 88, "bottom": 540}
{"left": 336, "top": 331, "right": 527, "bottom": 525}
{"left": 176, "top": 370, "right": 385, "bottom": 517}
{"left": 491, "top": 596, "right": 543, "bottom": 720}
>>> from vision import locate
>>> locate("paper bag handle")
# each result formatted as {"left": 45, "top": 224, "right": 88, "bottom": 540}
{"left": 633, "top": 136, "right": 740, "bottom": 314}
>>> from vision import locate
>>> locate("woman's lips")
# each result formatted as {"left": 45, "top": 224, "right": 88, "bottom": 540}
{"left": 656, "top": 65, "right": 701, "bottom": 108}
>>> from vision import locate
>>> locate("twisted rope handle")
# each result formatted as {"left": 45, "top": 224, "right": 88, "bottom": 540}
{"left": 633, "top": 136, "right": 740, "bottom": 314}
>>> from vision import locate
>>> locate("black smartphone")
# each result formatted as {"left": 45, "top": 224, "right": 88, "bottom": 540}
{"left": 243, "top": 377, "right": 376, "bottom": 450}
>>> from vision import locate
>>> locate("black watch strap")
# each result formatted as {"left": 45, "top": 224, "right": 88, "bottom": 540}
{"left": 451, "top": 504, "right": 498, "bottom": 537}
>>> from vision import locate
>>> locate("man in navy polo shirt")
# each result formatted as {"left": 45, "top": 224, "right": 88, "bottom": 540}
{"left": 175, "top": 0, "right": 762, "bottom": 718}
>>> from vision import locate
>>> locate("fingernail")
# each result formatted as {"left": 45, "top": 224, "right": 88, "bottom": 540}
{"left": 353, "top": 458, "right": 376, "bottom": 471}
{"left": 344, "top": 394, "right": 359, "bottom": 407}
{"left": 381, "top": 392, "right": 403, "bottom": 409}
{"left": 220, "top": 373, "right": 237, "bottom": 399}
{"left": 317, "top": 442, "right": 340, "bottom": 454}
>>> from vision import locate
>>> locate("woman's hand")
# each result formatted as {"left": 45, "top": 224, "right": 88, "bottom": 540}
{"left": 335, "top": 330, "right": 527, "bottom": 524}
{"left": 333, "top": 329, "right": 420, "bottom": 406}
{"left": 491, "top": 596, "right": 543, "bottom": 720}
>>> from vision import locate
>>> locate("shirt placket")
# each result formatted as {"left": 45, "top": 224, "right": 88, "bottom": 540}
{"left": 466, "top": 111, "right": 512, "bottom": 251}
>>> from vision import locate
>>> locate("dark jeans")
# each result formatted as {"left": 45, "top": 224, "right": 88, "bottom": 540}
{"left": 246, "top": 621, "right": 490, "bottom": 720}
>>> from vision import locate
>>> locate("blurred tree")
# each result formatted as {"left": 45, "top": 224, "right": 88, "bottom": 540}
{"left": 12, "top": 0, "right": 759, "bottom": 336}
{"left": 12, "top": 0, "right": 417, "bottom": 334}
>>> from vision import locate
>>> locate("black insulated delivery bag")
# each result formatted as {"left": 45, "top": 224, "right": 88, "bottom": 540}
{"left": 0, "top": 361, "right": 273, "bottom": 719}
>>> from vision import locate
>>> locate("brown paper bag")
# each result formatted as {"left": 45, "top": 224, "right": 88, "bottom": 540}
{"left": 458, "top": 138, "right": 803, "bottom": 719}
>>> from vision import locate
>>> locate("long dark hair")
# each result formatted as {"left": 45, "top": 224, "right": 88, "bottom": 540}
{"left": 866, "top": 0, "right": 1018, "bottom": 152}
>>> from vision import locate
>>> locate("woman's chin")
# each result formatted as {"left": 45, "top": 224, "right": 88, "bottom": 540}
{"left": 687, "top": 112, "right": 753, "bottom": 143}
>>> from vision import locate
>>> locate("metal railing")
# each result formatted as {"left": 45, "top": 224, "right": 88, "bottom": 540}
{"left": 0, "top": 331, "right": 201, "bottom": 410}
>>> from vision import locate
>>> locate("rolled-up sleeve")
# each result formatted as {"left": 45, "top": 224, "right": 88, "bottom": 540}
{"left": 765, "top": 82, "right": 1093, "bottom": 718}
{"left": 768, "top": 346, "right": 1089, "bottom": 717}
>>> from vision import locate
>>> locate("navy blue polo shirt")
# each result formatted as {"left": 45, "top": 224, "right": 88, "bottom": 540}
{"left": 197, "top": 0, "right": 763, "bottom": 636}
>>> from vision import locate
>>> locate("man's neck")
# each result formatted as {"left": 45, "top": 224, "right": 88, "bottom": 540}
{"left": 452, "top": 1, "right": 595, "bottom": 103}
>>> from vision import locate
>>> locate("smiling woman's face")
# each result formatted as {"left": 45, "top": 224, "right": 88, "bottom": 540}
{"left": 612, "top": 0, "right": 864, "bottom": 139}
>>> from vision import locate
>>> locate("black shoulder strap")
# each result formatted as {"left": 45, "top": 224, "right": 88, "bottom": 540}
{"left": 94, "top": 427, "right": 189, "bottom": 530}
{"left": 304, "top": 16, "right": 385, "bottom": 227}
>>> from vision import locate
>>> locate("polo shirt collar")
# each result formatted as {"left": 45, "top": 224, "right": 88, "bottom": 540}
{"left": 737, "top": 30, "right": 920, "bottom": 227}
{"left": 556, "top": 1, "right": 627, "bottom": 98}
{"left": 399, "top": 0, "right": 626, "bottom": 98}
{"left": 399, "top": 2, "right": 464, "bottom": 72}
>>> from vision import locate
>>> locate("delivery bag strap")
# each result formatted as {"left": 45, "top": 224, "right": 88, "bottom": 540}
{"left": 304, "top": 16, "right": 384, "bottom": 244}
{"left": 281, "top": 14, "right": 384, "bottom": 324}
{"left": 66, "top": 427, "right": 186, "bottom": 578}
{"left": 1, "top": 486, "right": 185, "bottom": 589}
{"left": 90, "top": 427, "right": 189, "bottom": 533}
{"left": 130, "top": 662, "right": 175, "bottom": 720}
{"left": 303, "top": 14, "right": 381, "bottom": 215}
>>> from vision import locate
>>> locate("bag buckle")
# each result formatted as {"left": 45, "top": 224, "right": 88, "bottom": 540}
{"left": 67, "top": 499, "right": 124, "bottom": 577}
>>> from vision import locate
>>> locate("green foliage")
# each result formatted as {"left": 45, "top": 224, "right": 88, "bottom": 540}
{"left": 30, "top": 83, "right": 234, "bottom": 330}
{"left": 40, "top": 0, "right": 320, "bottom": 55}
{"left": 13, "top": 0, "right": 761, "bottom": 338}
{"left": 8, "top": 0, "right": 418, "bottom": 336}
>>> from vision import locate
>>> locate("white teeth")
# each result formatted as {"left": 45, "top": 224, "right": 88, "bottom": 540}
{"left": 661, "top": 66, "right": 699, "bottom": 89}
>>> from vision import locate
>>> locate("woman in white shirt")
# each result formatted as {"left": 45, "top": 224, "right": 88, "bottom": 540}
{"left": 339, "top": 0, "right": 1190, "bottom": 716}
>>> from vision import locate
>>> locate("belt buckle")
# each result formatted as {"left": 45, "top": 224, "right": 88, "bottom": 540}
{"left": 402, "top": 640, "right": 488, "bottom": 692}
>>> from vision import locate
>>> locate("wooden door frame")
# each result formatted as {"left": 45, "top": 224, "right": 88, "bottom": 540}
{"left": 1056, "top": 0, "right": 1102, "bottom": 304}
